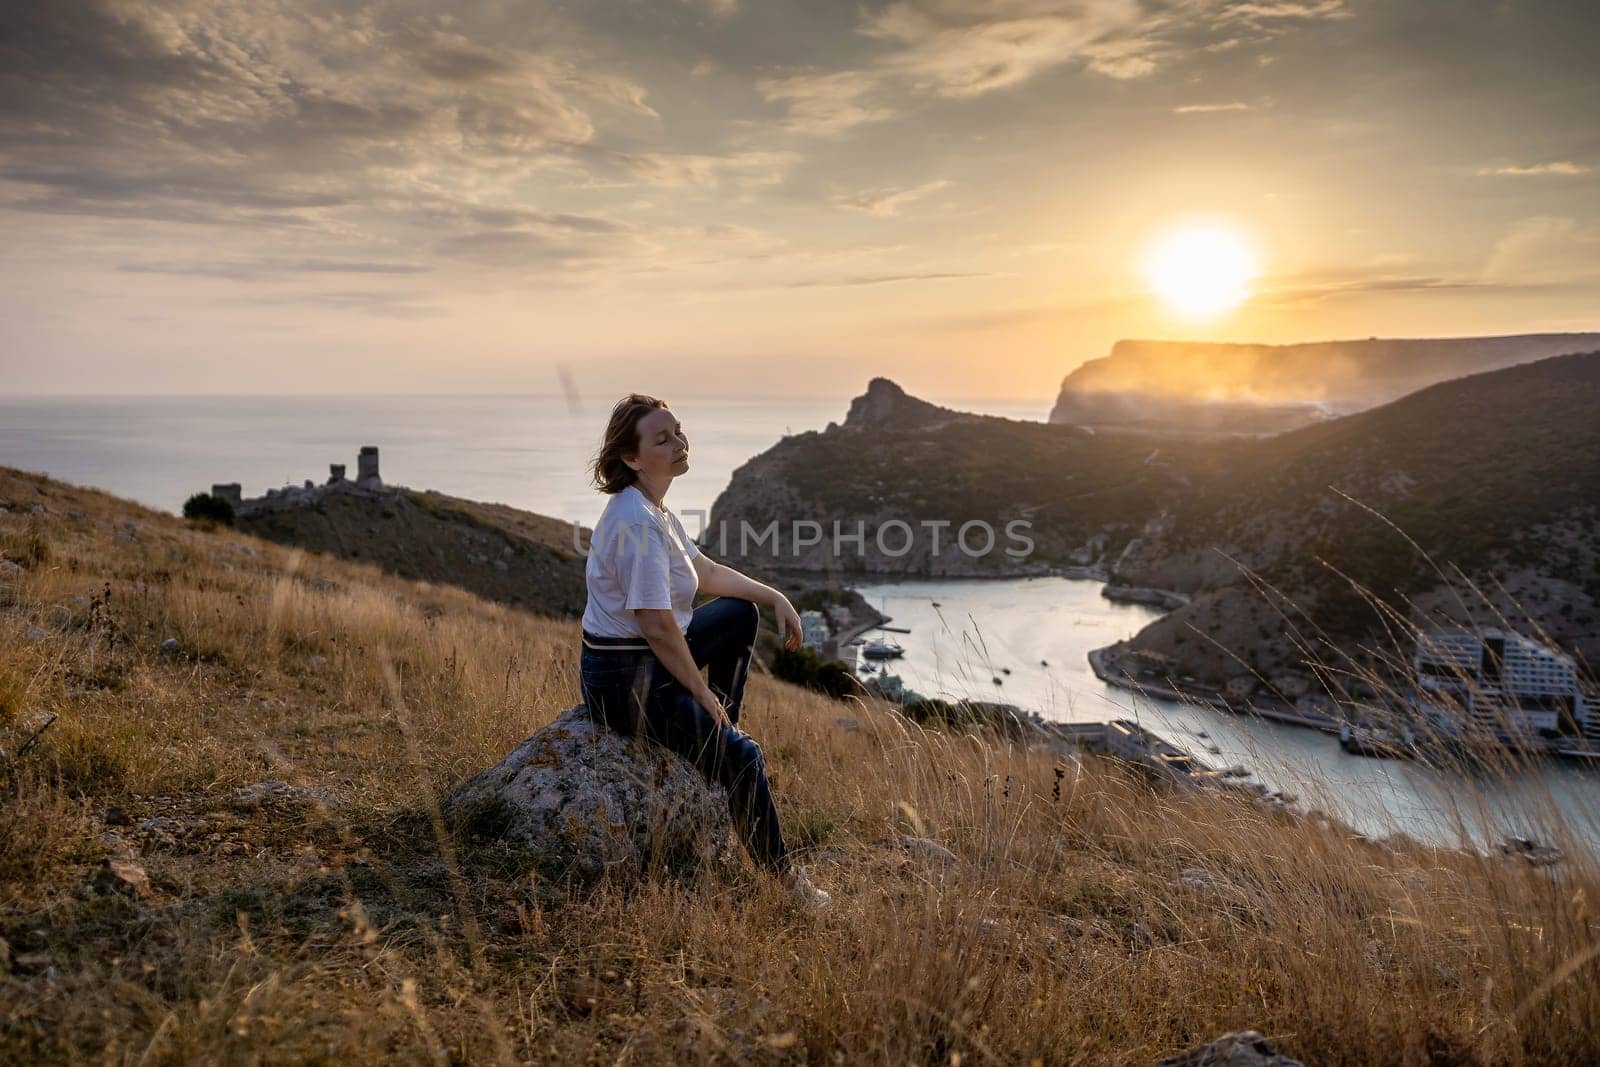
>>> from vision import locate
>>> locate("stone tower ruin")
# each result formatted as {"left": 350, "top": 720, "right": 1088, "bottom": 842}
{"left": 357, "top": 446, "right": 381, "bottom": 488}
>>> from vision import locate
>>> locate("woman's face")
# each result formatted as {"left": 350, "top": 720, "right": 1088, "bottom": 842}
{"left": 627, "top": 407, "right": 689, "bottom": 480}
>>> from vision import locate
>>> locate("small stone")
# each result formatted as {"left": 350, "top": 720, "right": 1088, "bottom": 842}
{"left": 98, "top": 831, "right": 136, "bottom": 858}
{"left": 231, "top": 780, "right": 342, "bottom": 810}
{"left": 159, "top": 637, "right": 180, "bottom": 654}
{"left": 0, "top": 560, "right": 21, "bottom": 577}
{"left": 104, "top": 807, "right": 133, "bottom": 827}
{"left": 897, "top": 835, "right": 957, "bottom": 864}
{"left": 22, "top": 626, "right": 50, "bottom": 642}
{"left": 308, "top": 655, "right": 328, "bottom": 669}
{"left": 30, "top": 504, "right": 45, "bottom": 514}
{"left": 93, "top": 857, "right": 151, "bottom": 897}
{"left": 1155, "top": 1030, "right": 1304, "bottom": 1067}
{"left": 834, "top": 716, "right": 860, "bottom": 731}
{"left": 493, "top": 559, "right": 509, "bottom": 571}
{"left": 138, "top": 816, "right": 180, "bottom": 835}
{"left": 12, "top": 951, "right": 52, "bottom": 973}
{"left": 1121, "top": 922, "right": 1153, "bottom": 949}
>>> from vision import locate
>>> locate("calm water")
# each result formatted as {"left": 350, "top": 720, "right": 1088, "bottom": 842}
{"left": 851, "top": 577, "right": 1600, "bottom": 852}
{"left": 0, "top": 394, "right": 1047, "bottom": 530}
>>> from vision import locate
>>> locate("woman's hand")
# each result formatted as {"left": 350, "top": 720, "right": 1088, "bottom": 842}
{"left": 773, "top": 595, "right": 804, "bottom": 651}
{"left": 695, "top": 687, "right": 733, "bottom": 730}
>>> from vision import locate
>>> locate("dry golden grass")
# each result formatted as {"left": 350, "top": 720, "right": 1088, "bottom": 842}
{"left": 2, "top": 464, "right": 1598, "bottom": 1064}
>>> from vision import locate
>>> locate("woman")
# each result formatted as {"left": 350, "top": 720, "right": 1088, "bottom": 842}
{"left": 579, "top": 393, "right": 831, "bottom": 909}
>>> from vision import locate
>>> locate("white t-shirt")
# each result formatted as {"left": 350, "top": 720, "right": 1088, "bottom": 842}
{"left": 581, "top": 484, "right": 702, "bottom": 638}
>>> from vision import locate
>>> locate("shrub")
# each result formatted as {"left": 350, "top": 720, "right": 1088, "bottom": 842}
{"left": 770, "top": 645, "right": 861, "bottom": 701}
{"left": 181, "top": 492, "right": 235, "bottom": 526}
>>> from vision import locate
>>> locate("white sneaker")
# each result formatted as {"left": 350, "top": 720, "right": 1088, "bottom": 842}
{"left": 786, "top": 864, "right": 832, "bottom": 910}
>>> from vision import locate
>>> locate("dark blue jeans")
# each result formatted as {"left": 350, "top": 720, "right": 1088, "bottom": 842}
{"left": 579, "top": 596, "right": 789, "bottom": 873}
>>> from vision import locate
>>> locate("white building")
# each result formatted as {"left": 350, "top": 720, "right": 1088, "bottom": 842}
{"left": 800, "top": 610, "right": 830, "bottom": 652}
{"left": 1412, "top": 628, "right": 1593, "bottom": 743}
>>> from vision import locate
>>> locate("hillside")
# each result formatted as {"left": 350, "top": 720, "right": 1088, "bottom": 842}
{"left": 711, "top": 355, "right": 1600, "bottom": 687}
{"left": 1049, "top": 333, "right": 1600, "bottom": 435}
{"left": 236, "top": 486, "right": 589, "bottom": 618}
{"left": 707, "top": 378, "right": 1197, "bottom": 577}
{"left": 1114, "top": 350, "right": 1600, "bottom": 684}
{"left": 4, "top": 465, "right": 1600, "bottom": 1063}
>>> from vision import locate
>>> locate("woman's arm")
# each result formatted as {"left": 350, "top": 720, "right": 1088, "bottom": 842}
{"left": 634, "top": 608, "right": 731, "bottom": 727}
{"left": 692, "top": 554, "right": 803, "bottom": 650}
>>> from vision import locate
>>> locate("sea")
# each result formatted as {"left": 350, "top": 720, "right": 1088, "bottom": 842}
{"left": 4, "top": 393, "right": 1597, "bottom": 853}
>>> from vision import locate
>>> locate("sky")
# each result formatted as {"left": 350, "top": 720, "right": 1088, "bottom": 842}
{"left": 2, "top": 0, "right": 1597, "bottom": 401}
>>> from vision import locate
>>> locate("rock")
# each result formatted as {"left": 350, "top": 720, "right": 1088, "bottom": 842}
{"left": 443, "top": 704, "right": 737, "bottom": 884}
{"left": 159, "top": 637, "right": 180, "bottom": 654}
{"left": 97, "top": 831, "right": 136, "bottom": 859}
{"left": 22, "top": 626, "right": 49, "bottom": 642}
{"left": 1121, "top": 921, "right": 1153, "bottom": 949}
{"left": 231, "top": 780, "right": 342, "bottom": 810}
{"left": 0, "top": 560, "right": 21, "bottom": 577}
{"left": 103, "top": 807, "right": 133, "bottom": 827}
{"left": 138, "top": 816, "right": 181, "bottom": 835}
{"left": 93, "top": 857, "right": 151, "bottom": 898}
{"left": 896, "top": 835, "right": 957, "bottom": 864}
{"left": 834, "top": 715, "right": 860, "bottom": 731}
{"left": 308, "top": 655, "right": 328, "bottom": 669}
{"left": 1179, "top": 867, "right": 1221, "bottom": 893}
{"left": 1155, "top": 1030, "right": 1304, "bottom": 1067}
{"left": 12, "top": 951, "right": 52, "bottom": 973}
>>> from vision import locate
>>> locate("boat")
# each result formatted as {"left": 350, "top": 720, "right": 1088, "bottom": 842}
{"left": 861, "top": 638, "right": 905, "bottom": 660}
{"left": 1338, "top": 721, "right": 1416, "bottom": 759}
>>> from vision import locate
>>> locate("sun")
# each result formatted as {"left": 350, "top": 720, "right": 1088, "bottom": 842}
{"left": 1144, "top": 225, "right": 1258, "bottom": 319}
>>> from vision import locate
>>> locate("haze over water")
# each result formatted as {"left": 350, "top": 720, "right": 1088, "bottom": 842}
{"left": 0, "top": 393, "right": 1045, "bottom": 529}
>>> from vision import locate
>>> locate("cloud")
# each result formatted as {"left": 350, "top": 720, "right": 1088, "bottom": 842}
{"left": 780, "top": 270, "right": 991, "bottom": 288}
{"left": 756, "top": 71, "right": 897, "bottom": 135}
{"left": 759, "top": 0, "right": 1350, "bottom": 133}
{"left": 1258, "top": 274, "right": 1492, "bottom": 306}
{"left": 1477, "top": 161, "right": 1592, "bottom": 177}
{"left": 828, "top": 180, "right": 952, "bottom": 215}
{"left": 1173, "top": 101, "right": 1254, "bottom": 113}
{"left": 1483, "top": 216, "right": 1600, "bottom": 284}
{"left": 589, "top": 149, "right": 799, "bottom": 188}
{"left": 118, "top": 258, "right": 431, "bottom": 281}
{"left": 241, "top": 289, "right": 442, "bottom": 319}
{"left": 687, "top": 0, "right": 740, "bottom": 18}
{"left": 0, "top": 1, "right": 656, "bottom": 257}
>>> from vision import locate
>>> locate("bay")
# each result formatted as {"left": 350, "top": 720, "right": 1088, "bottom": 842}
{"left": 849, "top": 576, "right": 1600, "bottom": 853}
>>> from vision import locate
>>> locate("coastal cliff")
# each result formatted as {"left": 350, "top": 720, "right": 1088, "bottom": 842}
{"left": 1049, "top": 332, "right": 1600, "bottom": 435}
{"left": 707, "top": 378, "right": 1189, "bottom": 578}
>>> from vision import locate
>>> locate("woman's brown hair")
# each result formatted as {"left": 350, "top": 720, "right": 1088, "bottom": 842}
{"left": 590, "top": 393, "right": 669, "bottom": 494}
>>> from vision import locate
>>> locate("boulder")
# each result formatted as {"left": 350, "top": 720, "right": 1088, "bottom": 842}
{"left": 444, "top": 705, "right": 737, "bottom": 884}
{"left": 1156, "top": 1031, "right": 1304, "bottom": 1067}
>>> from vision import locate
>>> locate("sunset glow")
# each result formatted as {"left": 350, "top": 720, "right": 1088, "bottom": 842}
{"left": 1144, "top": 227, "right": 1258, "bottom": 320}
